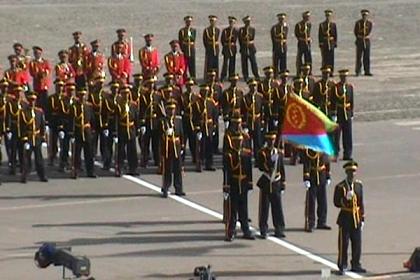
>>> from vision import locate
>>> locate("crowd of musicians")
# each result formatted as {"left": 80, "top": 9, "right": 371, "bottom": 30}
{"left": 0, "top": 9, "right": 371, "bottom": 275}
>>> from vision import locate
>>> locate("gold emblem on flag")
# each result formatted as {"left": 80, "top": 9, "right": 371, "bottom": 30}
{"left": 286, "top": 102, "right": 306, "bottom": 130}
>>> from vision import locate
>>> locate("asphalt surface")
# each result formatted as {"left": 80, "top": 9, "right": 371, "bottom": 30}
{"left": 1, "top": 0, "right": 420, "bottom": 279}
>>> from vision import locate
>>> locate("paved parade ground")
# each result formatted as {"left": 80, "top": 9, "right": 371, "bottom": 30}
{"left": 1, "top": 0, "right": 420, "bottom": 279}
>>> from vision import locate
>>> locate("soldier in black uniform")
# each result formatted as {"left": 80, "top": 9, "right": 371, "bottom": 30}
{"left": 243, "top": 78, "right": 264, "bottom": 160}
{"left": 4, "top": 86, "right": 25, "bottom": 175}
{"left": 221, "top": 74, "right": 243, "bottom": 128}
{"left": 318, "top": 9, "right": 337, "bottom": 76}
{"left": 179, "top": 15, "right": 196, "bottom": 79}
{"left": 334, "top": 161, "right": 366, "bottom": 274}
{"left": 19, "top": 92, "right": 48, "bottom": 183}
{"left": 203, "top": 15, "right": 220, "bottom": 79}
{"left": 220, "top": 16, "right": 238, "bottom": 82}
{"left": 70, "top": 89, "right": 97, "bottom": 178}
{"left": 311, "top": 66, "right": 335, "bottom": 117}
{"left": 223, "top": 112, "right": 255, "bottom": 241}
{"left": 181, "top": 78, "right": 199, "bottom": 163}
{"left": 302, "top": 148, "right": 331, "bottom": 232}
{"left": 271, "top": 13, "right": 289, "bottom": 76}
{"left": 207, "top": 70, "right": 223, "bottom": 154}
{"left": 100, "top": 82, "right": 119, "bottom": 172}
{"left": 295, "top": 11, "right": 312, "bottom": 75}
{"left": 139, "top": 77, "right": 164, "bottom": 167}
{"left": 131, "top": 73, "right": 143, "bottom": 106}
{"left": 277, "top": 70, "right": 291, "bottom": 133}
{"left": 56, "top": 83, "right": 75, "bottom": 172}
{"left": 115, "top": 86, "right": 139, "bottom": 176}
{"left": 354, "top": 10, "right": 373, "bottom": 76}
{"left": 192, "top": 84, "right": 219, "bottom": 172}
{"left": 239, "top": 15, "right": 259, "bottom": 81}
{"left": 259, "top": 66, "right": 282, "bottom": 132}
{"left": 160, "top": 101, "right": 185, "bottom": 197}
{"left": 257, "top": 132, "right": 286, "bottom": 238}
{"left": 88, "top": 76, "right": 105, "bottom": 160}
{"left": 331, "top": 69, "right": 354, "bottom": 160}
{"left": 301, "top": 64, "right": 315, "bottom": 100}
{"left": 46, "top": 79, "right": 66, "bottom": 166}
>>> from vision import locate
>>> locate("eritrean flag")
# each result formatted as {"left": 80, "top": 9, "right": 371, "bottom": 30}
{"left": 281, "top": 93, "right": 338, "bottom": 156}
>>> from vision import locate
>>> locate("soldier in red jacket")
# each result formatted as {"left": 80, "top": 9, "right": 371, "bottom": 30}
{"left": 3, "top": 55, "right": 26, "bottom": 89}
{"left": 55, "top": 50, "right": 76, "bottom": 83}
{"left": 108, "top": 41, "right": 131, "bottom": 85}
{"left": 85, "top": 40, "right": 106, "bottom": 88}
{"left": 29, "top": 46, "right": 51, "bottom": 112}
{"left": 139, "top": 34, "right": 159, "bottom": 79}
{"left": 68, "top": 31, "right": 89, "bottom": 90}
{"left": 164, "top": 40, "right": 186, "bottom": 87}
{"left": 13, "top": 43, "right": 30, "bottom": 89}
{"left": 111, "top": 28, "right": 132, "bottom": 60}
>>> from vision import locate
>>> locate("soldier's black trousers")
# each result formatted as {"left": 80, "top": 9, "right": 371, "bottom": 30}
{"left": 227, "top": 187, "right": 250, "bottom": 237}
{"left": 258, "top": 188, "right": 285, "bottom": 234}
{"left": 202, "top": 135, "right": 214, "bottom": 169}
{"left": 35, "top": 90, "right": 49, "bottom": 114}
{"left": 241, "top": 52, "right": 259, "bottom": 80}
{"left": 273, "top": 48, "right": 287, "bottom": 77}
{"left": 296, "top": 42, "right": 312, "bottom": 75}
{"left": 142, "top": 128, "right": 160, "bottom": 166}
{"left": 305, "top": 175, "right": 328, "bottom": 229}
{"left": 118, "top": 135, "right": 138, "bottom": 173}
{"left": 21, "top": 143, "right": 46, "bottom": 180}
{"left": 59, "top": 134, "right": 70, "bottom": 169}
{"left": 321, "top": 46, "right": 335, "bottom": 74}
{"left": 355, "top": 39, "right": 370, "bottom": 74}
{"left": 182, "top": 119, "right": 196, "bottom": 162}
{"left": 338, "top": 224, "right": 362, "bottom": 271}
{"left": 204, "top": 52, "right": 219, "bottom": 79}
{"left": 335, "top": 119, "right": 353, "bottom": 159}
{"left": 74, "top": 135, "right": 94, "bottom": 176}
{"left": 184, "top": 54, "right": 196, "bottom": 79}
{"left": 250, "top": 124, "right": 263, "bottom": 160}
{"left": 75, "top": 75, "right": 87, "bottom": 91}
{"left": 162, "top": 156, "right": 183, "bottom": 193}
{"left": 212, "top": 122, "right": 220, "bottom": 154}
{"left": 221, "top": 54, "right": 236, "bottom": 81}
{"left": 6, "top": 133, "right": 19, "bottom": 173}
{"left": 48, "top": 126, "right": 59, "bottom": 163}
{"left": 102, "top": 133, "right": 114, "bottom": 169}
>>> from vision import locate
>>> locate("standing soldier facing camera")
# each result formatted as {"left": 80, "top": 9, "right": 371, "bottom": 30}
{"left": 29, "top": 46, "right": 51, "bottom": 113}
{"left": 271, "top": 13, "right": 288, "bottom": 76}
{"left": 179, "top": 16, "right": 197, "bottom": 79}
{"left": 239, "top": 15, "right": 259, "bottom": 81}
{"left": 220, "top": 16, "right": 238, "bottom": 82}
{"left": 139, "top": 34, "right": 160, "bottom": 80}
{"left": 334, "top": 161, "right": 367, "bottom": 275}
{"left": 203, "top": 15, "right": 220, "bottom": 79}
{"left": 295, "top": 11, "right": 312, "bottom": 75}
{"left": 318, "top": 9, "right": 337, "bottom": 76}
{"left": 354, "top": 10, "right": 373, "bottom": 76}
{"left": 68, "top": 31, "right": 89, "bottom": 90}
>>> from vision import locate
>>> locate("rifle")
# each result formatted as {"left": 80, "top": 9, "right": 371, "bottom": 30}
{"left": 114, "top": 112, "right": 120, "bottom": 177}
{"left": 129, "top": 37, "right": 135, "bottom": 63}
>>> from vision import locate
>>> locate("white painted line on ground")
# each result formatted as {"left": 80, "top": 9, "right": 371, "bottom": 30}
{"left": 0, "top": 196, "right": 144, "bottom": 211}
{"left": 357, "top": 108, "right": 420, "bottom": 115}
{"left": 122, "top": 175, "right": 362, "bottom": 279}
{"left": 394, "top": 120, "right": 420, "bottom": 126}
{"left": 412, "top": 127, "right": 420, "bottom": 130}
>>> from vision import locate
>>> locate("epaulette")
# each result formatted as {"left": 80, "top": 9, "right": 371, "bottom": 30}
{"left": 355, "top": 179, "right": 363, "bottom": 184}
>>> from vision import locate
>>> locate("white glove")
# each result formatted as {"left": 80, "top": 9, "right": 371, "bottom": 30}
{"left": 332, "top": 116, "right": 337, "bottom": 122}
{"left": 304, "top": 180, "right": 311, "bottom": 189}
{"left": 113, "top": 137, "right": 118, "bottom": 144}
{"left": 103, "top": 129, "right": 109, "bottom": 137}
{"left": 326, "top": 179, "right": 331, "bottom": 187}
{"left": 361, "top": 221, "right": 365, "bottom": 231}
{"left": 180, "top": 149, "right": 184, "bottom": 156}
{"left": 212, "top": 130, "right": 216, "bottom": 136}
{"left": 140, "top": 126, "right": 146, "bottom": 134}
{"left": 45, "top": 125, "right": 50, "bottom": 134}
{"left": 196, "top": 132, "right": 203, "bottom": 141}
{"left": 166, "top": 128, "right": 174, "bottom": 136}
{"left": 274, "top": 120, "right": 279, "bottom": 127}
{"left": 243, "top": 128, "right": 249, "bottom": 134}
{"left": 6, "top": 132, "right": 12, "bottom": 140}
{"left": 24, "top": 142, "right": 31, "bottom": 150}
{"left": 271, "top": 153, "right": 279, "bottom": 162}
{"left": 281, "top": 190, "right": 285, "bottom": 195}
{"left": 224, "top": 121, "right": 229, "bottom": 129}
{"left": 41, "top": 142, "right": 48, "bottom": 149}
{"left": 346, "top": 190, "right": 354, "bottom": 200}
{"left": 58, "top": 131, "right": 65, "bottom": 140}
{"left": 70, "top": 137, "right": 75, "bottom": 144}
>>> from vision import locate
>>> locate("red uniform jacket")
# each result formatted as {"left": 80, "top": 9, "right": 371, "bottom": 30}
{"left": 17, "top": 55, "right": 30, "bottom": 85}
{"left": 111, "top": 40, "right": 132, "bottom": 59}
{"left": 68, "top": 43, "right": 89, "bottom": 76}
{"left": 108, "top": 55, "right": 130, "bottom": 83}
{"left": 164, "top": 51, "right": 186, "bottom": 85}
{"left": 139, "top": 46, "right": 159, "bottom": 78}
{"left": 3, "top": 68, "right": 26, "bottom": 86}
{"left": 29, "top": 58, "right": 51, "bottom": 92}
{"left": 85, "top": 51, "right": 106, "bottom": 82}
{"left": 55, "top": 62, "right": 76, "bottom": 82}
